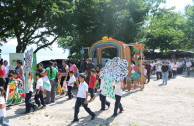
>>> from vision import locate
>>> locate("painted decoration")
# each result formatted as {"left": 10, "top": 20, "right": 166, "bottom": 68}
{"left": 6, "top": 79, "right": 24, "bottom": 105}
{"left": 31, "top": 54, "right": 37, "bottom": 87}
{"left": 100, "top": 57, "right": 128, "bottom": 84}
{"left": 23, "top": 49, "right": 33, "bottom": 93}
{"left": 9, "top": 53, "right": 24, "bottom": 70}
{"left": 101, "top": 77, "right": 115, "bottom": 99}
{"left": 80, "top": 49, "right": 85, "bottom": 55}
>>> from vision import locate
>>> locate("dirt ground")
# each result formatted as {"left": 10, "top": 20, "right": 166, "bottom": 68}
{"left": 5, "top": 70, "right": 194, "bottom": 126}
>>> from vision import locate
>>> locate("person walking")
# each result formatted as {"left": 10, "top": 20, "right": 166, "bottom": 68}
{"left": 43, "top": 61, "right": 57, "bottom": 104}
{"left": 3, "top": 60, "right": 9, "bottom": 91}
{"left": 145, "top": 61, "right": 151, "bottom": 83}
{"left": 86, "top": 58, "right": 94, "bottom": 84}
{"left": 172, "top": 62, "right": 178, "bottom": 78}
{"left": 60, "top": 60, "right": 69, "bottom": 95}
{"left": 161, "top": 62, "right": 169, "bottom": 85}
{"left": 15, "top": 60, "right": 24, "bottom": 81}
{"left": 0, "top": 59, "right": 5, "bottom": 88}
{"left": 186, "top": 59, "right": 192, "bottom": 76}
{"left": 156, "top": 64, "right": 162, "bottom": 80}
{"left": 72, "top": 74, "right": 95, "bottom": 122}
{"left": 112, "top": 80, "right": 124, "bottom": 117}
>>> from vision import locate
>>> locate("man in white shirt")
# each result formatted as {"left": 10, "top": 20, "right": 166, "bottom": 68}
{"left": 67, "top": 71, "right": 76, "bottom": 100}
{"left": 186, "top": 59, "right": 192, "bottom": 76}
{"left": 3, "top": 60, "right": 9, "bottom": 91}
{"left": 72, "top": 74, "right": 95, "bottom": 122}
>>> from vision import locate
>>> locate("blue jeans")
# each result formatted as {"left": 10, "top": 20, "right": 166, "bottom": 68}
{"left": 162, "top": 72, "right": 168, "bottom": 84}
{"left": 0, "top": 117, "right": 9, "bottom": 126}
{"left": 187, "top": 67, "right": 190, "bottom": 76}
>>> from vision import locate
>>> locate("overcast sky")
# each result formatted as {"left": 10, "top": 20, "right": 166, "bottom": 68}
{"left": 0, "top": 0, "right": 193, "bottom": 63}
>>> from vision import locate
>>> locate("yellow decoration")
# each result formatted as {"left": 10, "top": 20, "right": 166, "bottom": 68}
{"left": 102, "top": 36, "right": 108, "bottom": 42}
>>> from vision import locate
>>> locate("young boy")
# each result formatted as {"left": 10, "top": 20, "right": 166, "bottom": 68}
{"left": 72, "top": 74, "right": 95, "bottom": 122}
{"left": 67, "top": 71, "right": 76, "bottom": 100}
{"left": 112, "top": 80, "right": 124, "bottom": 117}
{"left": 35, "top": 74, "right": 46, "bottom": 109}
{"left": 88, "top": 69, "right": 96, "bottom": 102}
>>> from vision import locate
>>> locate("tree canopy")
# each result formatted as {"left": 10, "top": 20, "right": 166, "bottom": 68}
{"left": 0, "top": 0, "right": 73, "bottom": 53}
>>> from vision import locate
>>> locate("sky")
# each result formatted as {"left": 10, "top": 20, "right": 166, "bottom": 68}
{"left": 0, "top": 0, "right": 193, "bottom": 64}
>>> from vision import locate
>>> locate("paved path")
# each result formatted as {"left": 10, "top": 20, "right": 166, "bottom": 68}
{"left": 6, "top": 70, "right": 194, "bottom": 126}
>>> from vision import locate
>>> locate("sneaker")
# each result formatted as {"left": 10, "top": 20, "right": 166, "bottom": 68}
{"left": 32, "top": 106, "right": 38, "bottom": 112}
{"left": 91, "top": 114, "right": 96, "bottom": 120}
{"left": 50, "top": 101, "right": 55, "bottom": 103}
{"left": 119, "top": 109, "right": 124, "bottom": 113}
{"left": 72, "top": 119, "right": 79, "bottom": 123}
{"left": 100, "top": 109, "right": 105, "bottom": 111}
{"left": 41, "top": 105, "right": 46, "bottom": 109}
{"left": 111, "top": 114, "right": 117, "bottom": 117}
{"left": 107, "top": 104, "right": 110, "bottom": 109}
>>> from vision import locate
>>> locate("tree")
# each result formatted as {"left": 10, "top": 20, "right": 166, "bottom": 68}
{"left": 0, "top": 0, "right": 73, "bottom": 53}
{"left": 145, "top": 8, "right": 186, "bottom": 52}
{"left": 58, "top": 0, "right": 165, "bottom": 59}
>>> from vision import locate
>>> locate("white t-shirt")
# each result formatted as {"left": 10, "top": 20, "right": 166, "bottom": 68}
{"left": 156, "top": 66, "right": 162, "bottom": 72}
{"left": 0, "top": 96, "right": 6, "bottom": 117}
{"left": 144, "top": 69, "right": 147, "bottom": 76}
{"left": 3, "top": 65, "right": 9, "bottom": 78}
{"left": 28, "top": 79, "right": 34, "bottom": 92}
{"left": 77, "top": 81, "right": 88, "bottom": 98}
{"left": 36, "top": 78, "right": 43, "bottom": 90}
{"left": 114, "top": 83, "right": 122, "bottom": 96}
{"left": 186, "top": 62, "right": 192, "bottom": 68}
{"left": 100, "top": 79, "right": 105, "bottom": 91}
{"left": 173, "top": 64, "right": 178, "bottom": 71}
{"left": 68, "top": 75, "right": 76, "bottom": 87}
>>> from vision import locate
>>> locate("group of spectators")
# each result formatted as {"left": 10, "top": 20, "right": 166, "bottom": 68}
{"left": 144, "top": 58, "right": 193, "bottom": 85}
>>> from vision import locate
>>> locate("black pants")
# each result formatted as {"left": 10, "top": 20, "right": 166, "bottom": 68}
{"left": 67, "top": 86, "right": 73, "bottom": 99}
{"left": 34, "top": 90, "right": 46, "bottom": 107}
{"left": 156, "top": 72, "right": 162, "bottom": 80}
{"left": 147, "top": 71, "right": 150, "bottom": 82}
{"left": 114, "top": 95, "right": 123, "bottom": 115}
{"left": 172, "top": 70, "right": 177, "bottom": 78}
{"left": 168, "top": 71, "right": 172, "bottom": 79}
{"left": 74, "top": 97, "right": 95, "bottom": 120}
{"left": 25, "top": 92, "right": 37, "bottom": 112}
{"left": 0, "top": 78, "right": 5, "bottom": 87}
{"left": 99, "top": 92, "right": 110, "bottom": 110}
{"left": 89, "top": 88, "right": 94, "bottom": 98}
{"left": 4, "top": 78, "right": 9, "bottom": 92}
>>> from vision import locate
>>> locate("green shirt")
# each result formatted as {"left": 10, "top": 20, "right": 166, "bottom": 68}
{"left": 46, "top": 67, "right": 57, "bottom": 80}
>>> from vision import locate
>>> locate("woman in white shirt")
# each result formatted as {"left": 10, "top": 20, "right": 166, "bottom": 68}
{"left": 112, "top": 81, "right": 124, "bottom": 117}
{"left": 156, "top": 64, "right": 162, "bottom": 80}
{"left": 0, "top": 87, "right": 9, "bottom": 126}
{"left": 186, "top": 59, "right": 192, "bottom": 76}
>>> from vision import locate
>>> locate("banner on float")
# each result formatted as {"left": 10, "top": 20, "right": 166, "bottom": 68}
{"left": 31, "top": 53, "right": 37, "bottom": 86}
{"left": 9, "top": 53, "right": 24, "bottom": 70}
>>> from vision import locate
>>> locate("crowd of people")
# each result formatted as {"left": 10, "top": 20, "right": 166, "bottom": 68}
{"left": 144, "top": 58, "right": 193, "bottom": 85}
{"left": 0, "top": 57, "right": 193, "bottom": 125}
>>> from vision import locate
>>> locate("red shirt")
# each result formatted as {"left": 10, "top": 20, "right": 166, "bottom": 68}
{"left": 0, "top": 66, "right": 5, "bottom": 78}
{"left": 89, "top": 75, "right": 96, "bottom": 89}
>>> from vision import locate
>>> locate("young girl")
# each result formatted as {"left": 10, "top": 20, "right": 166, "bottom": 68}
{"left": 24, "top": 71, "right": 37, "bottom": 114}
{"left": 0, "top": 87, "right": 9, "bottom": 126}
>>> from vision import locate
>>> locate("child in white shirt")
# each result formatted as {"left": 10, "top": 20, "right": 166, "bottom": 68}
{"left": 0, "top": 87, "right": 9, "bottom": 126}
{"left": 34, "top": 74, "right": 46, "bottom": 109}
{"left": 112, "top": 81, "right": 124, "bottom": 117}
{"left": 67, "top": 71, "right": 76, "bottom": 100}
